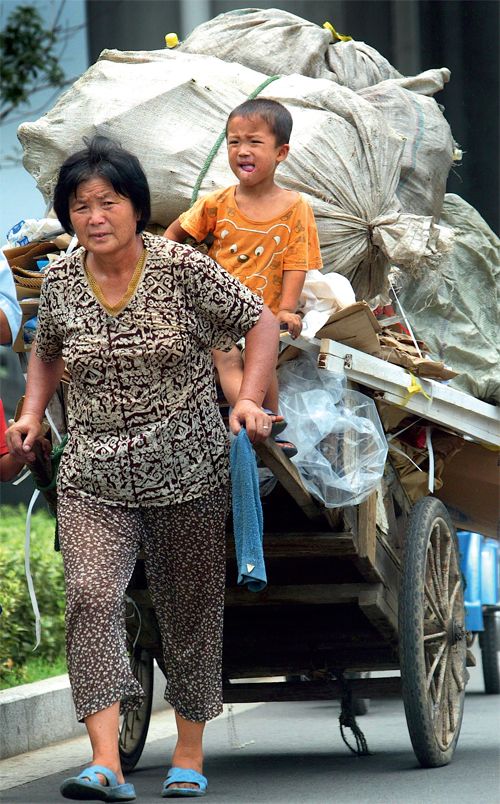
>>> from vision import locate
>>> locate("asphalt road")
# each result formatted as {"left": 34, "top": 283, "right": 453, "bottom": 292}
{"left": 3, "top": 657, "right": 499, "bottom": 804}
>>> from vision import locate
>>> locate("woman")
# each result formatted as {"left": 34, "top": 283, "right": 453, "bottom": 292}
{"left": 7, "top": 135, "right": 278, "bottom": 801}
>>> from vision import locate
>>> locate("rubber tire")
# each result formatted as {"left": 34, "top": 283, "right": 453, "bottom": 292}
{"left": 399, "top": 497, "right": 466, "bottom": 768}
{"left": 119, "top": 647, "right": 154, "bottom": 772}
{"left": 479, "top": 612, "right": 500, "bottom": 694}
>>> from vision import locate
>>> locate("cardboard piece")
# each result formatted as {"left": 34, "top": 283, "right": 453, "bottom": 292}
{"left": 279, "top": 301, "right": 382, "bottom": 365}
{"left": 12, "top": 299, "right": 40, "bottom": 353}
{"left": 436, "top": 441, "right": 500, "bottom": 540}
{"left": 315, "top": 301, "right": 381, "bottom": 354}
{"left": 3, "top": 241, "right": 58, "bottom": 271}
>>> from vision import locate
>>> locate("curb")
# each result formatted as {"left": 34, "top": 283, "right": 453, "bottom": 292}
{"left": 0, "top": 663, "right": 167, "bottom": 760}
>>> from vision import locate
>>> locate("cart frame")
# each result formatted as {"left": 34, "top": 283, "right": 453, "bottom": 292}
{"left": 120, "top": 337, "right": 472, "bottom": 771}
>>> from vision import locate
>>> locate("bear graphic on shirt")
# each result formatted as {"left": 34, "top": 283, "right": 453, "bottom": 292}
{"left": 213, "top": 218, "right": 291, "bottom": 297}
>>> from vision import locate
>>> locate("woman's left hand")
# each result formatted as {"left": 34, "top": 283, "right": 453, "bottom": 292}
{"left": 229, "top": 400, "right": 273, "bottom": 443}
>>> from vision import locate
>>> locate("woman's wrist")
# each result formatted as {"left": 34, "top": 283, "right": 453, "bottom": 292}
{"left": 19, "top": 410, "right": 44, "bottom": 423}
{"left": 236, "top": 396, "right": 262, "bottom": 407}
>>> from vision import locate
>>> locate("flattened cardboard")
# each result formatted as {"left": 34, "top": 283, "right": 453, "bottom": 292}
{"left": 315, "top": 301, "right": 381, "bottom": 354}
{"left": 436, "top": 441, "right": 500, "bottom": 540}
{"left": 3, "top": 241, "right": 58, "bottom": 271}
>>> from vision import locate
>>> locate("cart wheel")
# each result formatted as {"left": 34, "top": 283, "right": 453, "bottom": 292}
{"left": 399, "top": 497, "right": 467, "bottom": 768}
{"left": 119, "top": 646, "right": 154, "bottom": 772}
{"left": 479, "top": 612, "right": 500, "bottom": 694}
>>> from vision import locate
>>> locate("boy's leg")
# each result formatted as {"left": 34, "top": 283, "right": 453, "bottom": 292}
{"left": 215, "top": 345, "right": 282, "bottom": 416}
{"left": 212, "top": 345, "right": 243, "bottom": 408}
{"left": 262, "top": 366, "right": 279, "bottom": 415}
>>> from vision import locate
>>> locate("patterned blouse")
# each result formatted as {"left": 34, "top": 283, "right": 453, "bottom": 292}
{"left": 35, "top": 232, "right": 263, "bottom": 507}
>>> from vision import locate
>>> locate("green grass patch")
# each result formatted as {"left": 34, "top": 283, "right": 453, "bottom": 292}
{"left": 0, "top": 654, "right": 67, "bottom": 690}
{"left": 0, "top": 503, "right": 66, "bottom": 687}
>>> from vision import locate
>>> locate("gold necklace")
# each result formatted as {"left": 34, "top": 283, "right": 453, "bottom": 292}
{"left": 84, "top": 248, "right": 147, "bottom": 316}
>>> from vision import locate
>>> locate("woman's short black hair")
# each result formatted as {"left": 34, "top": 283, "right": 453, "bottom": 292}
{"left": 226, "top": 99, "right": 293, "bottom": 146}
{"left": 53, "top": 135, "right": 151, "bottom": 234}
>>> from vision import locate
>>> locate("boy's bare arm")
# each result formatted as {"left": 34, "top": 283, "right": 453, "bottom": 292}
{"left": 0, "top": 452, "right": 25, "bottom": 482}
{"left": 164, "top": 218, "right": 190, "bottom": 242}
{"left": 278, "top": 270, "right": 307, "bottom": 338}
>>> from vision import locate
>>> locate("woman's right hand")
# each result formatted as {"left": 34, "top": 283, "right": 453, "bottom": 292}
{"left": 6, "top": 414, "right": 44, "bottom": 463}
{"left": 229, "top": 399, "right": 273, "bottom": 443}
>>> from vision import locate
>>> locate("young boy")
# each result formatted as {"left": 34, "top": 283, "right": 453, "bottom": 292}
{"left": 165, "top": 98, "right": 322, "bottom": 448}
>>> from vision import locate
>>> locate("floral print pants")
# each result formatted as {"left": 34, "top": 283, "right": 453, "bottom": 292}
{"left": 57, "top": 484, "right": 229, "bottom": 723}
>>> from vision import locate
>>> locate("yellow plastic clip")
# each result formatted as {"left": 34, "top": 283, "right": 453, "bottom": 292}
{"left": 402, "top": 372, "right": 432, "bottom": 407}
{"left": 165, "top": 32, "right": 179, "bottom": 48}
{"left": 323, "top": 21, "right": 353, "bottom": 42}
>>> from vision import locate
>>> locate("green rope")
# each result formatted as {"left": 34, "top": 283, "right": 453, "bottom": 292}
{"left": 190, "top": 74, "right": 282, "bottom": 207}
{"left": 35, "top": 434, "right": 68, "bottom": 492}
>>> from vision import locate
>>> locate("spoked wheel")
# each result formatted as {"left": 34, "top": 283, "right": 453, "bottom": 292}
{"left": 399, "top": 497, "right": 467, "bottom": 767}
{"left": 119, "top": 645, "right": 154, "bottom": 772}
{"left": 479, "top": 611, "right": 500, "bottom": 694}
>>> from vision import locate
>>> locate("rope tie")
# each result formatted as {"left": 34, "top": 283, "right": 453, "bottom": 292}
{"left": 333, "top": 671, "right": 371, "bottom": 756}
{"left": 34, "top": 434, "right": 68, "bottom": 492}
{"left": 190, "top": 74, "right": 282, "bottom": 206}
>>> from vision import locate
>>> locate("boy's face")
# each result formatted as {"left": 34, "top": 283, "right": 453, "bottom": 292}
{"left": 226, "top": 115, "right": 289, "bottom": 187}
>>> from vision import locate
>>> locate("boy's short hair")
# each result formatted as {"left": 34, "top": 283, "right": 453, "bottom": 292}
{"left": 226, "top": 99, "right": 293, "bottom": 146}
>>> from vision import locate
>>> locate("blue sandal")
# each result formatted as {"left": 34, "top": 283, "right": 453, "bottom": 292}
{"left": 60, "top": 765, "right": 136, "bottom": 801}
{"left": 162, "top": 767, "right": 208, "bottom": 798}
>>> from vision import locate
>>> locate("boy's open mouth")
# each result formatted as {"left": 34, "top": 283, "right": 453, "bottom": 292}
{"left": 239, "top": 163, "right": 255, "bottom": 173}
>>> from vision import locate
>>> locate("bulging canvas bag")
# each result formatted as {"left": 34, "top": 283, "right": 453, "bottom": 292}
{"left": 19, "top": 48, "right": 452, "bottom": 301}
{"left": 179, "top": 7, "right": 403, "bottom": 90}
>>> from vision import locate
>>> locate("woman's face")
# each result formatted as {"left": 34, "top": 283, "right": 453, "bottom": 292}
{"left": 69, "top": 176, "right": 140, "bottom": 257}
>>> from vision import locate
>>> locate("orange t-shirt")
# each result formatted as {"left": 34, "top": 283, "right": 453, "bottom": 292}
{"left": 179, "top": 186, "right": 322, "bottom": 314}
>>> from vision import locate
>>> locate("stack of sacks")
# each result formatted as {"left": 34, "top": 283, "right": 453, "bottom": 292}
{"left": 18, "top": 49, "right": 451, "bottom": 302}
{"left": 178, "top": 7, "right": 403, "bottom": 89}
{"left": 179, "top": 8, "right": 456, "bottom": 219}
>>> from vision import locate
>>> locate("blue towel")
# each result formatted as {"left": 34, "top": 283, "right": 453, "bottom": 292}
{"left": 230, "top": 429, "right": 267, "bottom": 592}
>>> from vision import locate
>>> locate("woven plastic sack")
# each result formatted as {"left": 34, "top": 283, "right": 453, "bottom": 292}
{"left": 395, "top": 194, "right": 500, "bottom": 403}
{"left": 278, "top": 353, "right": 388, "bottom": 508}
{"left": 18, "top": 48, "right": 452, "bottom": 301}
{"left": 179, "top": 7, "right": 402, "bottom": 90}
{"left": 358, "top": 70, "right": 455, "bottom": 218}
{"left": 180, "top": 9, "right": 455, "bottom": 219}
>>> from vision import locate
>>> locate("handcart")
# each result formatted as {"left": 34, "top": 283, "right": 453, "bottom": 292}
{"left": 117, "top": 334, "right": 500, "bottom": 773}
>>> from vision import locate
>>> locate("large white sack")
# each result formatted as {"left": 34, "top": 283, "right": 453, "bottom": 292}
{"left": 396, "top": 194, "right": 500, "bottom": 404}
{"left": 358, "top": 72, "right": 455, "bottom": 218}
{"left": 180, "top": 8, "right": 454, "bottom": 219}
{"left": 18, "top": 48, "right": 452, "bottom": 301}
{"left": 179, "top": 7, "right": 402, "bottom": 89}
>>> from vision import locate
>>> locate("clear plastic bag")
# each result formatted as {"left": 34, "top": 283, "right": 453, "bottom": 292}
{"left": 278, "top": 354, "right": 388, "bottom": 508}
